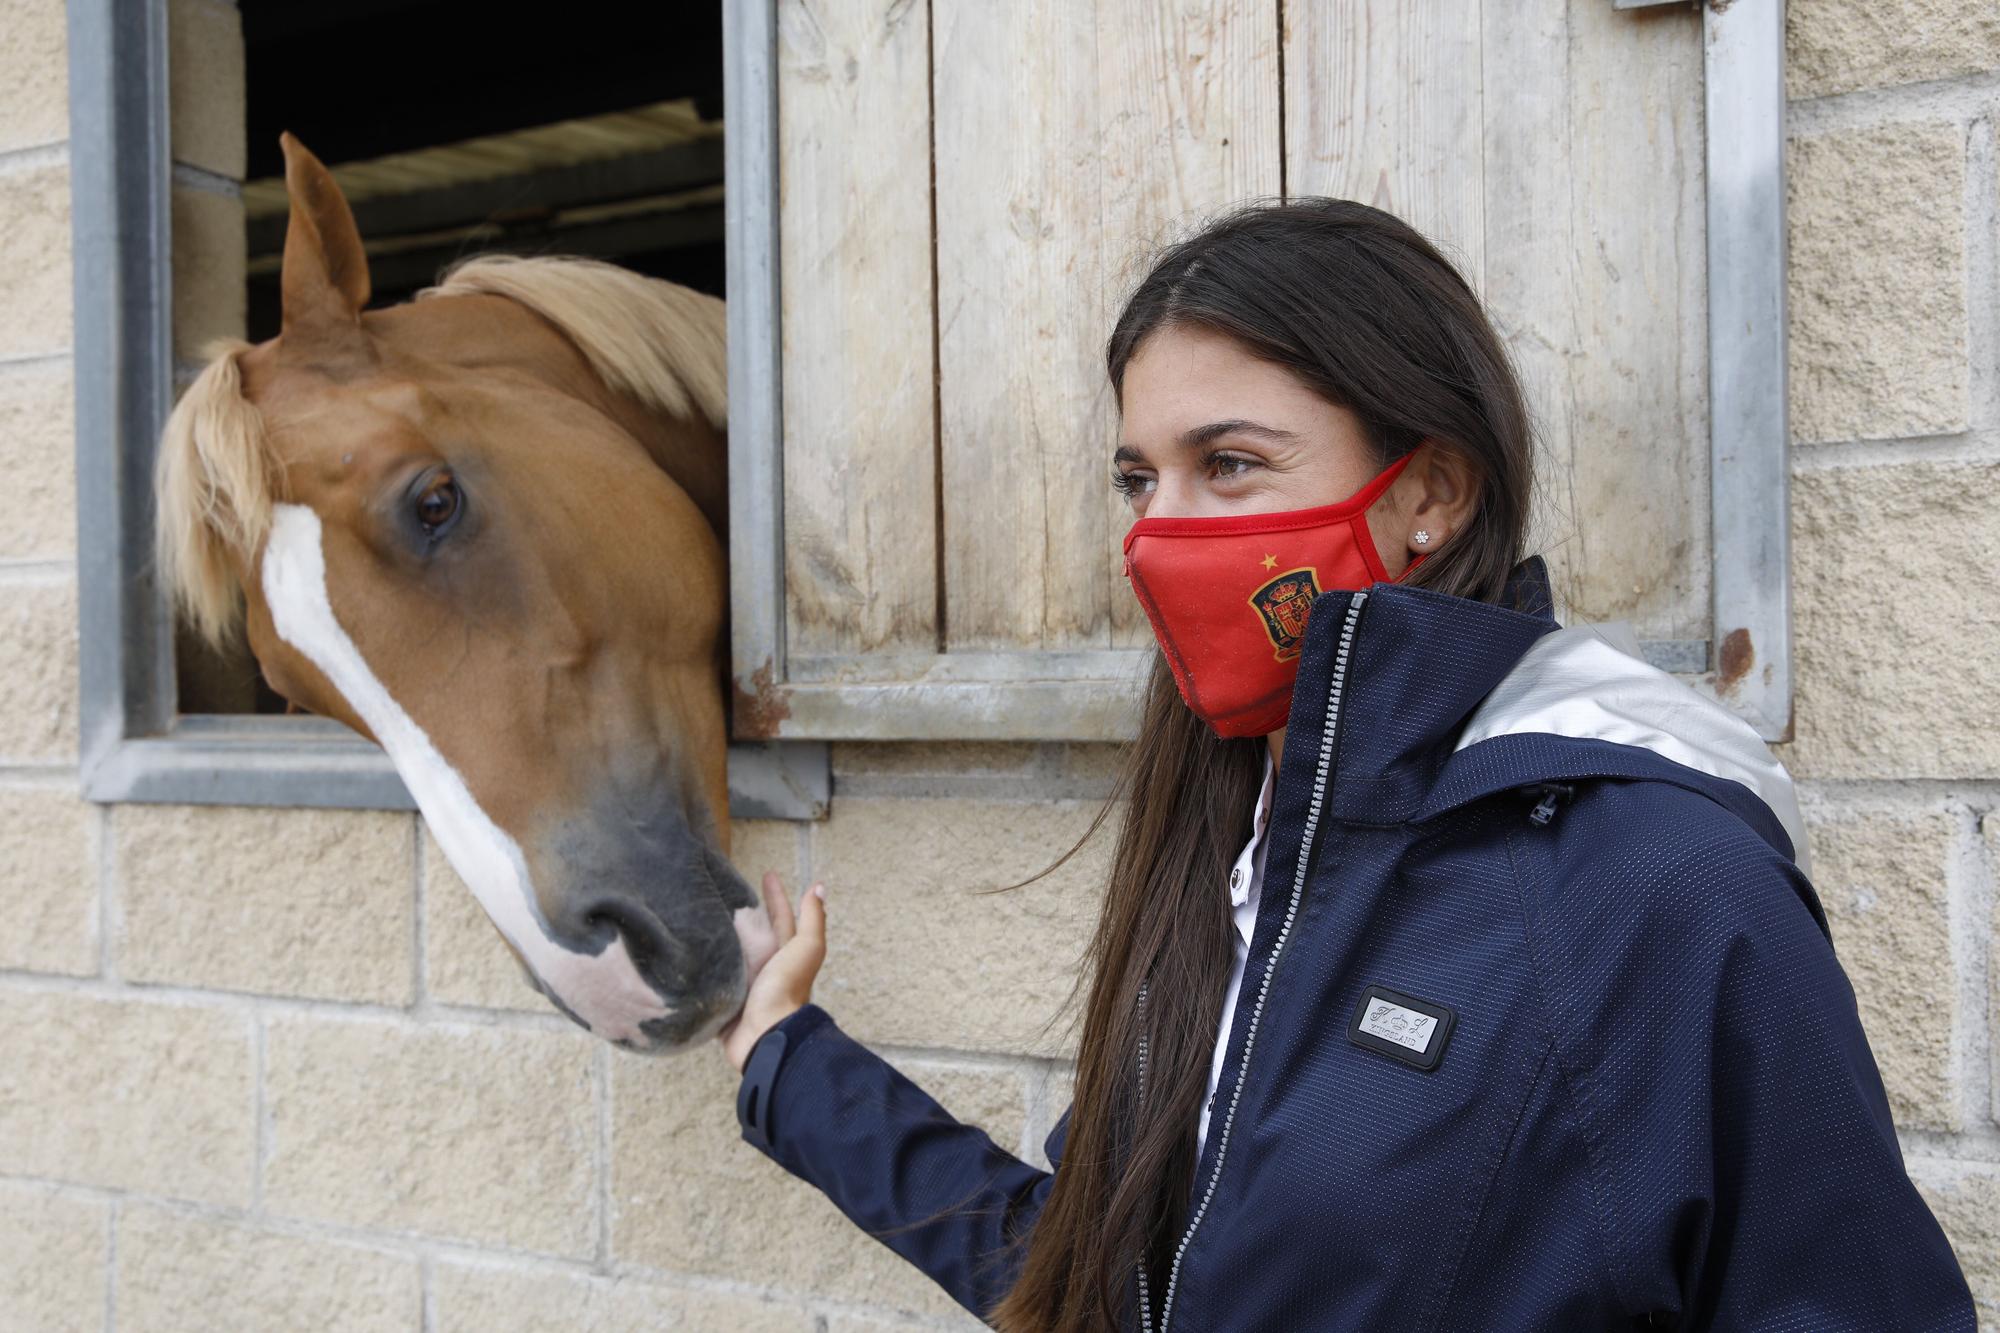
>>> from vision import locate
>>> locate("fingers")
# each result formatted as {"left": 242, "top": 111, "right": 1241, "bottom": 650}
{"left": 763, "top": 869, "right": 797, "bottom": 944}
{"left": 795, "top": 882, "right": 827, "bottom": 958}
{"left": 761, "top": 883, "right": 827, "bottom": 994}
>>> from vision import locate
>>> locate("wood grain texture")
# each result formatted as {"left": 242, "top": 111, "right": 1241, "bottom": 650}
{"left": 1483, "top": 0, "right": 1709, "bottom": 637}
{"left": 778, "top": 0, "right": 939, "bottom": 656}
{"left": 1287, "top": 0, "right": 1709, "bottom": 639}
{"left": 933, "top": 0, "right": 1280, "bottom": 653}
{"left": 1286, "top": 0, "right": 1488, "bottom": 286}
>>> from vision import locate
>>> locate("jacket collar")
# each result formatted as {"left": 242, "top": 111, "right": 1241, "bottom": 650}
{"left": 1275, "top": 557, "right": 1560, "bottom": 828}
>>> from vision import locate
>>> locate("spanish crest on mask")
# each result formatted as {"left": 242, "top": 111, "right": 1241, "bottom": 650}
{"left": 1249, "top": 566, "right": 1321, "bottom": 661}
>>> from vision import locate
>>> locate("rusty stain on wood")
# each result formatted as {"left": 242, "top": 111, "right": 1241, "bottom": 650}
{"left": 732, "top": 658, "right": 791, "bottom": 739}
{"left": 1717, "top": 627, "right": 1754, "bottom": 692}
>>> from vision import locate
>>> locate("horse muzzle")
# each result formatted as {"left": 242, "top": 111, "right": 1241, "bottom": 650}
{"left": 511, "top": 802, "right": 756, "bottom": 1053}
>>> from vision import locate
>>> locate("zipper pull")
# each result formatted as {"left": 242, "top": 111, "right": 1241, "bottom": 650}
{"left": 1525, "top": 782, "right": 1575, "bottom": 827}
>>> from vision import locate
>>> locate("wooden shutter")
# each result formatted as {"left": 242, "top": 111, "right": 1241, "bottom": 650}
{"left": 726, "top": 0, "right": 1789, "bottom": 741}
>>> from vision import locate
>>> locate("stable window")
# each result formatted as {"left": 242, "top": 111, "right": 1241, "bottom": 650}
{"left": 74, "top": 0, "right": 1791, "bottom": 823}
{"left": 72, "top": 0, "right": 826, "bottom": 817}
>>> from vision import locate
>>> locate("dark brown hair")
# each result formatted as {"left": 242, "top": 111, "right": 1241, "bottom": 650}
{"left": 992, "top": 197, "right": 1535, "bottom": 1332}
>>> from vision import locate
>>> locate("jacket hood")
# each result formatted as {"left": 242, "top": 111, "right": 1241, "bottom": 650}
{"left": 1284, "top": 557, "right": 1806, "bottom": 872}
{"left": 1455, "top": 619, "right": 1809, "bottom": 875}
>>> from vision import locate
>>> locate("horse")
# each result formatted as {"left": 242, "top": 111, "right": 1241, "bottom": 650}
{"left": 154, "top": 133, "right": 773, "bottom": 1052}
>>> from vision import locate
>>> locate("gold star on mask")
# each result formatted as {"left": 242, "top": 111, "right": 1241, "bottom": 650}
{"left": 1260, "top": 554, "right": 1278, "bottom": 570}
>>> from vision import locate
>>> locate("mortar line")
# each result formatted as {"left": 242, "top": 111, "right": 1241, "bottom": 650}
{"left": 1970, "top": 810, "right": 1999, "bottom": 1129}
{"left": 105, "top": 1195, "right": 119, "bottom": 1333}
{"left": 1797, "top": 779, "right": 2000, "bottom": 806}
{"left": 830, "top": 773, "right": 1121, "bottom": 802}
{"left": 1901, "top": 1127, "right": 2000, "bottom": 1165}
{"left": 411, "top": 815, "right": 428, "bottom": 1008}
{"left": 1790, "top": 430, "right": 2000, "bottom": 471}
{"left": 98, "top": 804, "right": 120, "bottom": 982}
{"left": 873, "top": 1042, "right": 1071, "bottom": 1072}
{"left": 168, "top": 162, "right": 240, "bottom": 198}
{"left": 1940, "top": 804, "right": 1993, "bottom": 1139}
{"left": 1962, "top": 111, "right": 1999, "bottom": 435}
{"left": 0, "top": 349, "right": 71, "bottom": 375}
{"left": 0, "top": 1169, "right": 970, "bottom": 1326}
{"left": 0, "top": 141, "right": 68, "bottom": 175}
{"left": 1902, "top": 1128, "right": 2000, "bottom": 1167}
{"left": 795, "top": 811, "right": 811, "bottom": 890}
{"left": 420, "top": 1253, "right": 437, "bottom": 1333}
{"left": 593, "top": 1042, "right": 612, "bottom": 1271}
{"left": 0, "top": 557, "right": 78, "bottom": 583}
{"left": 1907, "top": 1151, "right": 2000, "bottom": 1175}
{"left": 1788, "top": 68, "right": 2000, "bottom": 136}
{"left": 0, "top": 968, "right": 583, "bottom": 1034}
{"left": 0, "top": 765, "right": 78, "bottom": 788}
{"left": 252, "top": 1011, "right": 268, "bottom": 1212}
{"left": 0, "top": 1174, "right": 595, "bottom": 1268}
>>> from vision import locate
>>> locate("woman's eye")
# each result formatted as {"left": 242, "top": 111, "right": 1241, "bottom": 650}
{"left": 1111, "top": 469, "right": 1155, "bottom": 498}
{"left": 415, "top": 473, "right": 462, "bottom": 535}
{"left": 1210, "top": 452, "right": 1258, "bottom": 480}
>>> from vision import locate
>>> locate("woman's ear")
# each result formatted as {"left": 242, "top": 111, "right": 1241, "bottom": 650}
{"left": 1399, "top": 442, "right": 1480, "bottom": 557}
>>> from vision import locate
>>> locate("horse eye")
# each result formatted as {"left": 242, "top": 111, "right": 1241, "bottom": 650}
{"left": 415, "top": 473, "right": 461, "bottom": 535}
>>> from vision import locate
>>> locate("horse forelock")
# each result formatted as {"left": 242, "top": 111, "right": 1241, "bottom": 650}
{"left": 154, "top": 338, "right": 277, "bottom": 648}
{"left": 419, "top": 255, "right": 727, "bottom": 431}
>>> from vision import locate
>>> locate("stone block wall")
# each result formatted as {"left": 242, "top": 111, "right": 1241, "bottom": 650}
{"left": 0, "top": 0, "right": 1995, "bottom": 1328}
{"left": 1782, "top": 2, "right": 2000, "bottom": 1316}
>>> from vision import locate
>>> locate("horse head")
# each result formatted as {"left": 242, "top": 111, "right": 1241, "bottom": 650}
{"left": 155, "top": 134, "right": 768, "bottom": 1052}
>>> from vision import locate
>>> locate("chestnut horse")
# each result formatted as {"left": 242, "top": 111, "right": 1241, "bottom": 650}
{"left": 155, "top": 134, "right": 770, "bottom": 1051}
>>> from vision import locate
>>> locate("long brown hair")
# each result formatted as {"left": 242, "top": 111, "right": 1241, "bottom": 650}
{"left": 992, "top": 198, "right": 1535, "bottom": 1332}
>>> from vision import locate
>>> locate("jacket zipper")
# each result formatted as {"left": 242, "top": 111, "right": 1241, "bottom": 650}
{"left": 1134, "top": 981, "right": 1154, "bottom": 1331}
{"left": 1147, "top": 592, "right": 1367, "bottom": 1333}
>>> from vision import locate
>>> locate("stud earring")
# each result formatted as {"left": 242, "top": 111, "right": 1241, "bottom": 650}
{"left": 1413, "top": 530, "right": 1432, "bottom": 547}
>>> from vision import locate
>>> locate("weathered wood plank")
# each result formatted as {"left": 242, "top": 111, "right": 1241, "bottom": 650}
{"left": 778, "top": 0, "right": 938, "bottom": 656}
{"left": 1484, "top": 0, "right": 1709, "bottom": 639}
{"left": 933, "top": 0, "right": 1280, "bottom": 653}
{"left": 1285, "top": 0, "right": 1488, "bottom": 287}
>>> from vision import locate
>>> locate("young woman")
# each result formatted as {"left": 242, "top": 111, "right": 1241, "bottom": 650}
{"left": 719, "top": 199, "right": 1975, "bottom": 1332}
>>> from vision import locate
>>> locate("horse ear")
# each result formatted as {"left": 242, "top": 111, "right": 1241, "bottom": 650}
{"left": 278, "top": 132, "right": 371, "bottom": 339}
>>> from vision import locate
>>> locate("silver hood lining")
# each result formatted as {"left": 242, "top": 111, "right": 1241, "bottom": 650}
{"left": 1454, "top": 622, "right": 1810, "bottom": 875}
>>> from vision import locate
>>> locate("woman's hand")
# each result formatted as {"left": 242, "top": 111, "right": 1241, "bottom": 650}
{"left": 721, "top": 871, "right": 827, "bottom": 1073}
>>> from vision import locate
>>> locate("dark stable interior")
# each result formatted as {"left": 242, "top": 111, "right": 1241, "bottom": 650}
{"left": 180, "top": 2, "right": 725, "bottom": 715}
{"left": 240, "top": 0, "right": 726, "bottom": 338}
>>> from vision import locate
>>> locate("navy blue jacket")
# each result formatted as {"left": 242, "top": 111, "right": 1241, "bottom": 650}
{"left": 737, "top": 561, "right": 1974, "bottom": 1330}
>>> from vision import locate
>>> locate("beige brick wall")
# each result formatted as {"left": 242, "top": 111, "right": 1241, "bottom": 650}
{"left": 0, "top": 3, "right": 1994, "bottom": 1330}
{"left": 1780, "top": 1, "right": 2000, "bottom": 1318}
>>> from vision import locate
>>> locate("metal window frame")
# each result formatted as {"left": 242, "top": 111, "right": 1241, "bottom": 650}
{"left": 70, "top": 0, "right": 828, "bottom": 820}
{"left": 1701, "top": 0, "right": 1793, "bottom": 741}
{"left": 723, "top": 0, "right": 1792, "bottom": 743}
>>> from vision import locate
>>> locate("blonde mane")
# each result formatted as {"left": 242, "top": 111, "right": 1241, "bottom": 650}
{"left": 422, "top": 254, "right": 727, "bottom": 428}
{"left": 154, "top": 256, "right": 729, "bottom": 648}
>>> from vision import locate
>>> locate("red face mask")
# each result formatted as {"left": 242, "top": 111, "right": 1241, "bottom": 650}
{"left": 1121, "top": 452, "right": 1422, "bottom": 738}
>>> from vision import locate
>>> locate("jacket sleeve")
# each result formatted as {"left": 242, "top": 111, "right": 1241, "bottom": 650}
{"left": 1533, "top": 796, "right": 1976, "bottom": 1330}
{"left": 736, "top": 1004, "right": 1060, "bottom": 1319}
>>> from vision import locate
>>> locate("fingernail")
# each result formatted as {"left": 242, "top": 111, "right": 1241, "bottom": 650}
{"left": 812, "top": 883, "right": 826, "bottom": 901}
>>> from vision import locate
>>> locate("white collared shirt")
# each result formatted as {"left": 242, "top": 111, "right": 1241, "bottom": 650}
{"left": 1196, "top": 751, "right": 1277, "bottom": 1158}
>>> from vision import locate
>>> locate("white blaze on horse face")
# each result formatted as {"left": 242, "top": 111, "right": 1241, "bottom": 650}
{"left": 260, "top": 503, "right": 672, "bottom": 1047}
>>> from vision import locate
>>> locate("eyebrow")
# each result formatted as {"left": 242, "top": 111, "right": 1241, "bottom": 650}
{"left": 1113, "top": 419, "right": 1299, "bottom": 464}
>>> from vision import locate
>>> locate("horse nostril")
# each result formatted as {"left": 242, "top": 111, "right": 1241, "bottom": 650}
{"left": 570, "top": 896, "right": 698, "bottom": 992}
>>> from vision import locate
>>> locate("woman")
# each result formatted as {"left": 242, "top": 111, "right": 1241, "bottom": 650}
{"left": 720, "top": 199, "right": 1975, "bottom": 1331}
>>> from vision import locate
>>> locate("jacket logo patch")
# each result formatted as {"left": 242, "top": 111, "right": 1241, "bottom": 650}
{"left": 1348, "top": 985, "right": 1456, "bottom": 1071}
{"left": 1248, "top": 567, "right": 1320, "bottom": 662}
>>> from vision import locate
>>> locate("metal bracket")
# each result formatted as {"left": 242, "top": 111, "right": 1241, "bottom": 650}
{"left": 1611, "top": 0, "right": 1792, "bottom": 740}
{"left": 1698, "top": 0, "right": 1793, "bottom": 740}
